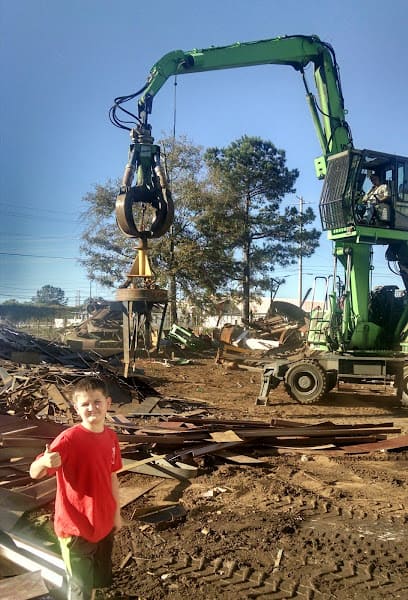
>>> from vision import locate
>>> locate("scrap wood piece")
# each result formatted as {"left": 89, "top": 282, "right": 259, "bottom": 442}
{"left": 213, "top": 449, "right": 266, "bottom": 464}
{"left": 135, "top": 424, "right": 208, "bottom": 437}
{"left": 0, "top": 487, "right": 49, "bottom": 531}
{"left": 270, "top": 435, "right": 386, "bottom": 448}
{"left": 0, "top": 436, "right": 48, "bottom": 448}
{"left": 300, "top": 421, "right": 394, "bottom": 430}
{"left": 126, "top": 396, "right": 160, "bottom": 414}
{"left": 0, "top": 447, "right": 43, "bottom": 462}
{"left": 18, "top": 477, "right": 56, "bottom": 501}
{"left": 131, "top": 502, "right": 187, "bottom": 524}
{"left": 0, "top": 414, "right": 67, "bottom": 438}
{"left": 340, "top": 434, "right": 408, "bottom": 454}
{"left": 157, "top": 420, "right": 201, "bottom": 430}
{"left": 272, "top": 548, "right": 284, "bottom": 573}
{"left": 119, "top": 481, "right": 163, "bottom": 508}
{"left": 0, "top": 424, "right": 39, "bottom": 436}
{"left": 175, "top": 409, "right": 209, "bottom": 417}
{"left": 129, "top": 458, "right": 198, "bottom": 480}
{"left": 108, "top": 414, "right": 198, "bottom": 433}
{"left": 45, "top": 383, "right": 71, "bottom": 411}
{"left": 0, "top": 475, "right": 33, "bottom": 489}
{"left": 274, "top": 445, "right": 338, "bottom": 455}
{"left": 0, "top": 569, "right": 49, "bottom": 600}
{"left": 169, "top": 416, "right": 274, "bottom": 428}
{"left": 233, "top": 425, "right": 401, "bottom": 439}
{"left": 114, "top": 432, "right": 207, "bottom": 445}
{"left": 209, "top": 430, "right": 244, "bottom": 443}
{"left": 169, "top": 440, "right": 246, "bottom": 461}
{"left": 0, "top": 366, "right": 13, "bottom": 390}
{"left": 119, "top": 551, "right": 133, "bottom": 570}
{"left": 118, "top": 455, "right": 167, "bottom": 473}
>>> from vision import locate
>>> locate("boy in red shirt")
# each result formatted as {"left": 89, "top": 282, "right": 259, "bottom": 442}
{"left": 30, "top": 376, "right": 122, "bottom": 600}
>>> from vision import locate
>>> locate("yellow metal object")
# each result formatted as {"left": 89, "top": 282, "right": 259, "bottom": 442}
{"left": 116, "top": 239, "right": 169, "bottom": 377}
{"left": 127, "top": 240, "right": 153, "bottom": 279}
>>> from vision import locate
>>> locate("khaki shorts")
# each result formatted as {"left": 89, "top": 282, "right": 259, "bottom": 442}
{"left": 59, "top": 531, "right": 114, "bottom": 600}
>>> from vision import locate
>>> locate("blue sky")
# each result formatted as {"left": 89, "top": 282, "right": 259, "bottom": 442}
{"left": 1, "top": 0, "right": 408, "bottom": 306}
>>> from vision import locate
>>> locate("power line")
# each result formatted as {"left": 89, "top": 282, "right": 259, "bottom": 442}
{"left": 0, "top": 251, "right": 77, "bottom": 260}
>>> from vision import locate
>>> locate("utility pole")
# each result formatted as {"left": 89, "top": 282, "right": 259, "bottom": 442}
{"left": 298, "top": 196, "right": 303, "bottom": 307}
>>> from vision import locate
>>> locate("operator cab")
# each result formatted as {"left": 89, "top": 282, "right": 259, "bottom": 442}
{"left": 320, "top": 149, "right": 408, "bottom": 235}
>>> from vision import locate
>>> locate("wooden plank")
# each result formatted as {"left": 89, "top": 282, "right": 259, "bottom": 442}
{"left": 234, "top": 426, "right": 401, "bottom": 439}
{"left": 209, "top": 430, "right": 244, "bottom": 442}
{"left": 0, "top": 569, "right": 48, "bottom": 600}
{"left": 46, "top": 383, "right": 71, "bottom": 410}
{"left": 0, "top": 367, "right": 13, "bottom": 389}
{"left": 1, "top": 437, "right": 47, "bottom": 448}
{"left": 117, "top": 455, "right": 166, "bottom": 473}
{"left": 127, "top": 458, "right": 198, "bottom": 480}
{"left": 119, "top": 481, "right": 162, "bottom": 508}
{"left": 213, "top": 450, "right": 266, "bottom": 464}
{"left": 127, "top": 396, "right": 160, "bottom": 414}
{"left": 340, "top": 434, "right": 408, "bottom": 454}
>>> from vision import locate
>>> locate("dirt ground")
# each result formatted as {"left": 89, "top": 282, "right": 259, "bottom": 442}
{"left": 105, "top": 358, "right": 408, "bottom": 599}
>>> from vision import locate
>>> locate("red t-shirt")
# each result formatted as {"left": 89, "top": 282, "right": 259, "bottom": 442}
{"left": 45, "top": 424, "right": 122, "bottom": 543}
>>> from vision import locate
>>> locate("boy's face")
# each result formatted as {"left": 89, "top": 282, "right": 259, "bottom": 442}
{"left": 73, "top": 389, "right": 111, "bottom": 432}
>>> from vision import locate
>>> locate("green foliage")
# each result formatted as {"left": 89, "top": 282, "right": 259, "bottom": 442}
{"left": 0, "top": 302, "right": 68, "bottom": 322}
{"left": 32, "top": 285, "right": 67, "bottom": 306}
{"left": 204, "top": 135, "right": 320, "bottom": 321}
{"left": 79, "top": 179, "right": 134, "bottom": 287}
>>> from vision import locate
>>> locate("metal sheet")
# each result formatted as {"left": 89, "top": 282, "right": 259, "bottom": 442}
{"left": 0, "top": 569, "right": 49, "bottom": 600}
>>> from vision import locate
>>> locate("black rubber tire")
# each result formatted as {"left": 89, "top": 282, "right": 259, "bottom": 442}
{"left": 326, "top": 370, "right": 338, "bottom": 392}
{"left": 284, "top": 360, "right": 328, "bottom": 404}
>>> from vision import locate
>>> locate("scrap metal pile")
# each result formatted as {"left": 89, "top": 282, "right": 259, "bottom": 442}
{"left": 1, "top": 336, "right": 408, "bottom": 597}
{"left": 60, "top": 300, "right": 123, "bottom": 355}
{"left": 0, "top": 412, "right": 406, "bottom": 534}
{"left": 216, "top": 301, "right": 309, "bottom": 367}
{"left": 0, "top": 323, "right": 102, "bottom": 366}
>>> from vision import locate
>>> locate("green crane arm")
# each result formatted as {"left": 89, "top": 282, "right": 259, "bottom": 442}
{"left": 136, "top": 34, "right": 353, "bottom": 169}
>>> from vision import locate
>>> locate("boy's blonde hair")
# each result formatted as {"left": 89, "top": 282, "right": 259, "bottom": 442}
{"left": 72, "top": 376, "right": 109, "bottom": 403}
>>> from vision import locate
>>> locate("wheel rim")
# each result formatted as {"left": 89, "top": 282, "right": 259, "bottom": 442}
{"left": 285, "top": 361, "right": 328, "bottom": 404}
{"left": 294, "top": 372, "right": 317, "bottom": 393}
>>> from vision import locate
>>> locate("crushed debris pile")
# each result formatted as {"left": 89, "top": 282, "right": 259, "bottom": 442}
{"left": 215, "top": 300, "right": 309, "bottom": 367}
{"left": 166, "top": 324, "right": 214, "bottom": 352}
{"left": 108, "top": 415, "right": 404, "bottom": 482}
{"left": 60, "top": 300, "right": 123, "bottom": 355}
{"left": 0, "top": 359, "right": 203, "bottom": 420}
{"left": 60, "top": 302, "right": 215, "bottom": 357}
{"left": 0, "top": 411, "right": 404, "bottom": 533}
{"left": 0, "top": 323, "right": 106, "bottom": 366}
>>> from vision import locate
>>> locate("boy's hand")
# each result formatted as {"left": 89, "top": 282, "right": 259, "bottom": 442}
{"left": 42, "top": 444, "right": 62, "bottom": 469}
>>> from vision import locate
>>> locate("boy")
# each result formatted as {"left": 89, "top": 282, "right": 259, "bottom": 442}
{"left": 30, "top": 376, "right": 122, "bottom": 600}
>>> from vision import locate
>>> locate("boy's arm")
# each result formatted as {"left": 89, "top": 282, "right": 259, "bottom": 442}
{"left": 29, "top": 444, "right": 62, "bottom": 480}
{"left": 111, "top": 472, "right": 122, "bottom": 532}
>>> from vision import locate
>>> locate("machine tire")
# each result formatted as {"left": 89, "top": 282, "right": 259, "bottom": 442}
{"left": 326, "top": 370, "right": 338, "bottom": 392}
{"left": 284, "top": 360, "right": 328, "bottom": 404}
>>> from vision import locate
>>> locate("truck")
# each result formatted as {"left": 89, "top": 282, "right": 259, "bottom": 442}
{"left": 111, "top": 34, "right": 408, "bottom": 404}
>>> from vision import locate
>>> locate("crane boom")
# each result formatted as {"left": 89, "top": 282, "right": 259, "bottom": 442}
{"left": 136, "top": 34, "right": 352, "bottom": 173}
